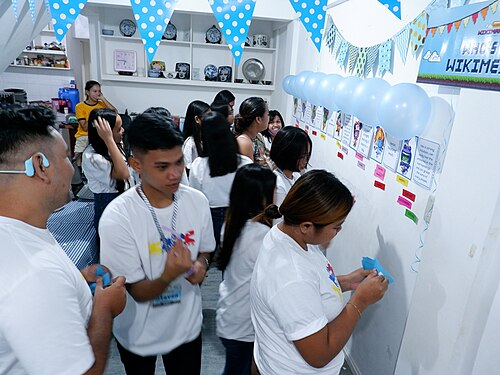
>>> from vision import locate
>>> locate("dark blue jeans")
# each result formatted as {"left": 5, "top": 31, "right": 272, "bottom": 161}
{"left": 220, "top": 337, "right": 254, "bottom": 375}
{"left": 93, "top": 192, "right": 120, "bottom": 231}
{"left": 210, "top": 207, "right": 227, "bottom": 249}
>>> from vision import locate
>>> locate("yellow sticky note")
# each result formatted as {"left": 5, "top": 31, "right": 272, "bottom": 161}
{"left": 396, "top": 175, "right": 409, "bottom": 187}
{"left": 320, "top": 134, "right": 327, "bottom": 140}
{"left": 336, "top": 140, "right": 341, "bottom": 149}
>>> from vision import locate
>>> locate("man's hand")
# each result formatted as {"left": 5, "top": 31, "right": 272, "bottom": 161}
{"left": 161, "top": 240, "right": 194, "bottom": 284}
{"left": 93, "top": 276, "right": 126, "bottom": 318}
{"left": 185, "top": 257, "right": 208, "bottom": 285}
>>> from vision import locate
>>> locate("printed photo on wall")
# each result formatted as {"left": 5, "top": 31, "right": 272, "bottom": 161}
{"left": 310, "top": 104, "right": 318, "bottom": 128}
{"left": 321, "top": 107, "right": 329, "bottom": 134}
{"left": 371, "top": 126, "right": 386, "bottom": 164}
{"left": 350, "top": 119, "right": 363, "bottom": 151}
{"left": 383, "top": 135, "right": 402, "bottom": 172}
{"left": 341, "top": 113, "right": 353, "bottom": 148}
{"left": 293, "top": 97, "right": 300, "bottom": 118}
{"left": 357, "top": 121, "right": 374, "bottom": 159}
{"left": 333, "top": 111, "right": 343, "bottom": 140}
{"left": 396, "top": 138, "right": 418, "bottom": 179}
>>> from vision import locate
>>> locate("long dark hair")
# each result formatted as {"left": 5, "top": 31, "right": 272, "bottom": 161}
{"left": 216, "top": 164, "right": 279, "bottom": 271}
{"left": 261, "top": 109, "right": 284, "bottom": 143}
{"left": 87, "top": 108, "right": 126, "bottom": 192}
{"left": 183, "top": 100, "right": 210, "bottom": 156}
{"left": 234, "top": 97, "right": 266, "bottom": 135}
{"left": 200, "top": 111, "right": 239, "bottom": 177}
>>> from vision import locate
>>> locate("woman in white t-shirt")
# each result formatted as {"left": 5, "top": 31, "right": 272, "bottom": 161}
{"left": 182, "top": 100, "right": 210, "bottom": 174}
{"left": 250, "top": 170, "right": 389, "bottom": 375}
{"left": 82, "top": 108, "right": 131, "bottom": 231}
{"left": 215, "top": 164, "right": 279, "bottom": 375}
{"left": 270, "top": 126, "right": 312, "bottom": 207}
{"left": 260, "top": 109, "right": 284, "bottom": 151}
{"left": 189, "top": 112, "right": 252, "bottom": 249}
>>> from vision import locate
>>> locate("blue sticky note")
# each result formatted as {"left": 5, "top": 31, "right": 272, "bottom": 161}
{"left": 362, "top": 257, "right": 394, "bottom": 284}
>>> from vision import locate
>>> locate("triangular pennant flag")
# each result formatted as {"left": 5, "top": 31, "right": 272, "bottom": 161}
{"left": 409, "top": 11, "right": 427, "bottom": 56}
{"left": 454, "top": 20, "right": 461, "bottom": 30}
{"left": 337, "top": 39, "right": 349, "bottom": 67}
{"left": 348, "top": 44, "right": 359, "bottom": 72}
{"left": 45, "top": 0, "right": 51, "bottom": 14}
{"left": 326, "top": 24, "right": 336, "bottom": 50}
{"left": 431, "top": 27, "right": 437, "bottom": 36}
{"left": 364, "top": 45, "right": 379, "bottom": 77}
{"left": 130, "top": 0, "right": 179, "bottom": 63}
{"left": 28, "top": 0, "right": 36, "bottom": 22}
{"left": 324, "top": 14, "right": 333, "bottom": 35}
{"left": 377, "top": 39, "right": 392, "bottom": 76}
{"left": 393, "top": 25, "right": 410, "bottom": 64}
{"left": 48, "top": 0, "right": 88, "bottom": 41}
{"left": 209, "top": 0, "right": 257, "bottom": 64}
{"left": 288, "top": 0, "right": 328, "bottom": 52}
{"left": 463, "top": 16, "right": 470, "bottom": 28}
{"left": 354, "top": 47, "right": 367, "bottom": 77}
{"left": 447, "top": 23, "right": 453, "bottom": 32}
{"left": 480, "top": 6, "right": 489, "bottom": 19}
{"left": 11, "top": 0, "right": 18, "bottom": 21}
{"left": 377, "top": 0, "right": 401, "bottom": 19}
{"left": 492, "top": 1, "right": 498, "bottom": 14}
{"left": 438, "top": 25, "right": 445, "bottom": 35}
{"left": 331, "top": 29, "right": 343, "bottom": 56}
{"left": 472, "top": 12, "right": 479, "bottom": 24}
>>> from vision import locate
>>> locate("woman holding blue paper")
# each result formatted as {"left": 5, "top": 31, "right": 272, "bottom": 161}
{"left": 250, "top": 170, "right": 388, "bottom": 375}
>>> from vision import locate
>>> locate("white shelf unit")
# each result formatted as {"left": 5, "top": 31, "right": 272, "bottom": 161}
{"left": 97, "top": 9, "right": 282, "bottom": 91}
{"left": 12, "top": 27, "right": 70, "bottom": 70}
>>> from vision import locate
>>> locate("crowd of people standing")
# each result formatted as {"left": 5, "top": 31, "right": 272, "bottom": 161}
{"left": 0, "top": 85, "right": 388, "bottom": 375}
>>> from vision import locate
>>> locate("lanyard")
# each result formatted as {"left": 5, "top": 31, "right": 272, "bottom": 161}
{"left": 137, "top": 185, "right": 178, "bottom": 253}
{"left": 276, "top": 168, "right": 294, "bottom": 188}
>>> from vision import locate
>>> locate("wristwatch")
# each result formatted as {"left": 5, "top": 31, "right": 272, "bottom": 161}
{"left": 198, "top": 256, "right": 210, "bottom": 269}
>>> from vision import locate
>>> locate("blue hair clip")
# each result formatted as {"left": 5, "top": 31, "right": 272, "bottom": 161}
{"left": 0, "top": 152, "right": 50, "bottom": 176}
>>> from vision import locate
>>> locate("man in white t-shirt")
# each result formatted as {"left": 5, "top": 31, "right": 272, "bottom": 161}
{"left": 99, "top": 112, "right": 215, "bottom": 374}
{"left": 0, "top": 106, "right": 126, "bottom": 375}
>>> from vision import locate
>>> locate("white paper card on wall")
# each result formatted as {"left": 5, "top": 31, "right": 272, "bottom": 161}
{"left": 413, "top": 137, "right": 440, "bottom": 190}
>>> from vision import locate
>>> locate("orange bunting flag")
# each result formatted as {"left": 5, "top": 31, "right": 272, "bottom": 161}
{"left": 431, "top": 27, "right": 437, "bottom": 36}
{"left": 481, "top": 7, "right": 489, "bottom": 19}
{"left": 454, "top": 20, "right": 461, "bottom": 30}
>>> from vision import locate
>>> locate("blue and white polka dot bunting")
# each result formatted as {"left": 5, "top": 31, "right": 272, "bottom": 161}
{"left": 208, "top": 0, "right": 257, "bottom": 65}
{"left": 130, "top": 0, "right": 179, "bottom": 62}
{"left": 377, "top": 0, "right": 402, "bottom": 19}
{"left": 28, "top": 0, "right": 36, "bottom": 22}
{"left": 289, "top": 0, "right": 328, "bottom": 53}
{"left": 48, "top": 0, "right": 88, "bottom": 42}
{"left": 11, "top": 0, "right": 18, "bottom": 21}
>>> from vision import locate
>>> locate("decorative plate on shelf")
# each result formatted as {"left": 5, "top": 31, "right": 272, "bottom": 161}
{"left": 205, "top": 25, "right": 222, "bottom": 44}
{"left": 242, "top": 58, "right": 265, "bottom": 81}
{"left": 119, "top": 19, "right": 136, "bottom": 37}
{"left": 204, "top": 64, "right": 218, "bottom": 81}
{"left": 163, "top": 22, "right": 177, "bottom": 40}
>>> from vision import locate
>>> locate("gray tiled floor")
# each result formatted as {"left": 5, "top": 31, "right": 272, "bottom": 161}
{"left": 104, "top": 268, "right": 353, "bottom": 374}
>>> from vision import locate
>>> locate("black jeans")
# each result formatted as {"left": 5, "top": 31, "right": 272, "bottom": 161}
{"left": 116, "top": 334, "right": 202, "bottom": 375}
{"left": 220, "top": 337, "right": 253, "bottom": 375}
{"left": 210, "top": 207, "right": 227, "bottom": 249}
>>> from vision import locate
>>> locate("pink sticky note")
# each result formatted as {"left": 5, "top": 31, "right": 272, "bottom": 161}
{"left": 355, "top": 152, "right": 364, "bottom": 161}
{"left": 397, "top": 196, "right": 412, "bottom": 209}
{"left": 374, "top": 164, "right": 386, "bottom": 181}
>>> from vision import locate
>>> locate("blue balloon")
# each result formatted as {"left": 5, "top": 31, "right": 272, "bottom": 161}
{"left": 282, "top": 75, "right": 294, "bottom": 95}
{"left": 303, "top": 72, "right": 326, "bottom": 105}
{"left": 377, "top": 83, "right": 431, "bottom": 140}
{"left": 317, "top": 74, "right": 343, "bottom": 110}
{"left": 334, "top": 76, "right": 362, "bottom": 114}
{"left": 294, "top": 71, "right": 313, "bottom": 100}
{"left": 351, "top": 78, "right": 391, "bottom": 125}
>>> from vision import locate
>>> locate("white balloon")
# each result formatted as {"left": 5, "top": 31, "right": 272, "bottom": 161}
{"left": 419, "top": 96, "right": 454, "bottom": 142}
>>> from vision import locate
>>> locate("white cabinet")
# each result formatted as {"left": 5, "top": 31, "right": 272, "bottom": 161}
{"left": 11, "top": 26, "right": 70, "bottom": 70}
{"left": 96, "top": 8, "right": 283, "bottom": 92}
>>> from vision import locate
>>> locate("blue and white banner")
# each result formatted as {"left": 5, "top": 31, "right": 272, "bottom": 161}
{"left": 409, "top": 11, "right": 427, "bottom": 56}
{"left": 209, "top": 0, "right": 257, "bottom": 65}
{"left": 364, "top": 45, "right": 379, "bottom": 76}
{"left": 11, "top": 0, "right": 18, "bottom": 21}
{"left": 377, "top": 0, "right": 401, "bottom": 19}
{"left": 337, "top": 38, "right": 349, "bottom": 66}
{"left": 289, "top": 0, "right": 328, "bottom": 52}
{"left": 29, "top": 0, "right": 36, "bottom": 22}
{"left": 377, "top": 39, "right": 392, "bottom": 76}
{"left": 418, "top": 1, "right": 500, "bottom": 91}
{"left": 130, "top": 0, "right": 179, "bottom": 62}
{"left": 393, "top": 25, "right": 410, "bottom": 64}
{"left": 48, "top": 0, "right": 88, "bottom": 41}
{"left": 348, "top": 44, "right": 359, "bottom": 72}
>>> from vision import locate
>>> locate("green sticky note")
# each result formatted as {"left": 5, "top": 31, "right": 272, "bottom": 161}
{"left": 405, "top": 209, "right": 418, "bottom": 224}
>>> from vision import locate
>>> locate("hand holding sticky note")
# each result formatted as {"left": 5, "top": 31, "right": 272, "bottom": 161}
{"left": 362, "top": 257, "right": 394, "bottom": 284}
{"left": 88, "top": 264, "right": 112, "bottom": 295}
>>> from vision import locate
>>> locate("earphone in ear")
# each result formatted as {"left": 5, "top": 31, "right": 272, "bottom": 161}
{"left": 0, "top": 152, "right": 50, "bottom": 176}
{"left": 24, "top": 152, "right": 50, "bottom": 177}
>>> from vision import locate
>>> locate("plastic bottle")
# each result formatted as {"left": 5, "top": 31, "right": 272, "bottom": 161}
{"left": 58, "top": 87, "right": 79, "bottom": 114}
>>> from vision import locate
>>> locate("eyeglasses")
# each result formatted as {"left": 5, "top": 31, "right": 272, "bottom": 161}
{"left": 0, "top": 152, "right": 50, "bottom": 176}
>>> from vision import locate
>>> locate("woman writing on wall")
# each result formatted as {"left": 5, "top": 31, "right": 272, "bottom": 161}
{"left": 74, "top": 80, "right": 116, "bottom": 163}
{"left": 189, "top": 111, "right": 252, "bottom": 249}
{"left": 182, "top": 100, "right": 210, "bottom": 174}
{"left": 234, "top": 97, "right": 269, "bottom": 165}
{"left": 270, "top": 126, "right": 312, "bottom": 207}
{"left": 261, "top": 109, "right": 284, "bottom": 150}
{"left": 82, "top": 108, "right": 131, "bottom": 233}
{"left": 250, "top": 170, "right": 389, "bottom": 375}
{"left": 215, "top": 164, "right": 278, "bottom": 375}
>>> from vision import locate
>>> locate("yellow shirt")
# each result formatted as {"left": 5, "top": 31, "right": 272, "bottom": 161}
{"left": 75, "top": 101, "right": 107, "bottom": 138}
